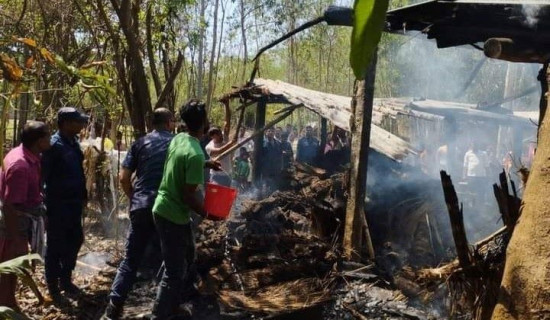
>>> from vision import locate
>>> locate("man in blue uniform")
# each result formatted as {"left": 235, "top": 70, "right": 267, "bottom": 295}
{"left": 42, "top": 107, "right": 89, "bottom": 299}
{"left": 101, "top": 108, "right": 175, "bottom": 319}
{"left": 296, "top": 125, "right": 319, "bottom": 165}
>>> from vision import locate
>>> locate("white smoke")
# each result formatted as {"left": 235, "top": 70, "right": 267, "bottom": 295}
{"left": 522, "top": 4, "right": 541, "bottom": 28}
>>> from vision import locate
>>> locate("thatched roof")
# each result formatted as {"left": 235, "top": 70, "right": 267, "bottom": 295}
{"left": 253, "top": 78, "right": 417, "bottom": 160}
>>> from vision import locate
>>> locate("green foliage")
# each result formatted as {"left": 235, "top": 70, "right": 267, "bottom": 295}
{"left": 350, "top": 0, "right": 389, "bottom": 80}
{"left": 0, "top": 307, "right": 31, "bottom": 320}
{"left": 0, "top": 254, "right": 44, "bottom": 304}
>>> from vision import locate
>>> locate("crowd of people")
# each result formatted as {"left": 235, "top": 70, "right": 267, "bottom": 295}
{"left": 0, "top": 102, "right": 223, "bottom": 319}
{"left": 0, "top": 101, "right": 354, "bottom": 319}
{"left": 201, "top": 123, "right": 350, "bottom": 194}
{"left": 418, "top": 139, "right": 533, "bottom": 204}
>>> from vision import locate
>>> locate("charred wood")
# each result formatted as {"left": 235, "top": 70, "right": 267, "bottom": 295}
{"left": 440, "top": 171, "right": 471, "bottom": 268}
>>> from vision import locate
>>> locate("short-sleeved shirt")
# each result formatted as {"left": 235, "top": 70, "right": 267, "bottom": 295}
{"left": 262, "top": 139, "right": 282, "bottom": 176}
{"left": 153, "top": 133, "right": 205, "bottom": 225}
{"left": 205, "top": 139, "right": 232, "bottom": 176}
{"left": 42, "top": 132, "right": 86, "bottom": 203}
{"left": 0, "top": 145, "right": 42, "bottom": 208}
{"left": 122, "top": 130, "right": 173, "bottom": 211}
{"left": 297, "top": 137, "right": 319, "bottom": 165}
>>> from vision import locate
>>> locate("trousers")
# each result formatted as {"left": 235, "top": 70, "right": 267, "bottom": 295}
{"left": 108, "top": 208, "right": 158, "bottom": 306}
{"left": 44, "top": 201, "right": 83, "bottom": 288}
{"left": 151, "top": 215, "right": 195, "bottom": 320}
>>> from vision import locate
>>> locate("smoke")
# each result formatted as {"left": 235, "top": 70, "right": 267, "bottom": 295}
{"left": 76, "top": 252, "right": 110, "bottom": 276}
{"left": 368, "top": 35, "right": 540, "bottom": 254}
{"left": 522, "top": 4, "right": 541, "bottom": 28}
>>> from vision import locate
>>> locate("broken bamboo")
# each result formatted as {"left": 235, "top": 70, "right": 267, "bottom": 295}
{"left": 440, "top": 170, "right": 471, "bottom": 268}
{"left": 492, "top": 170, "right": 521, "bottom": 232}
{"left": 213, "top": 104, "right": 301, "bottom": 162}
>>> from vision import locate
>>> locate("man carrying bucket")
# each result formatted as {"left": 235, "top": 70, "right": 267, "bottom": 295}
{"left": 150, "top": 99, "right": 222, "bottom": 320}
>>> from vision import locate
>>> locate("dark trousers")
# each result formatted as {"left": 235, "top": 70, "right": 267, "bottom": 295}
{"left": 152, "top": 215, "right": 195, "bottom": 320}
{"left": 45, "top": 201, "right": 84, "bottom": 287}
{"left": 0, "top": 213, "right": 29, "bottom": 308}
{"left": 109, "top": 208, "right": 157, "bottom": 306}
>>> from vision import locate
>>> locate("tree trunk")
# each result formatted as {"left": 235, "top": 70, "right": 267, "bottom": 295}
{"left": 343, "top": 53, "right": 377, "bottom": 261}
{"left": 206, "top": 0, "right": 220, "bottom": 111}
{"left": 211, "top": 0, "right": 227, "bottom": 101}
{"left": 196, "top": 0, "right": 207, "bottom": 99}
{"left": 239, "top": 0, "right": 248, "bottom": 82}
{"left": 491, "top": 64, "right": 550, "bottom": 320}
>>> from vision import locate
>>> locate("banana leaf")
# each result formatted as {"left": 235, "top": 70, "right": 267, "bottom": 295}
{"left": 350, "top": 0, "right": 389, "bottom": 79}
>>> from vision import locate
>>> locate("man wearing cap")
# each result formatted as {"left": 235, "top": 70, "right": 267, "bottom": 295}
{"left": 42, "top": 107, "right": 89, "bottom": 299}
{"left": 0, "top": 121, "right": 50, "bottom": 310}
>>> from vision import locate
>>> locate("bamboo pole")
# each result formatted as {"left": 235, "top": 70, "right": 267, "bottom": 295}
{"left": 213, "top": 104, "right": 300, "bottom": 163}
{"left": 343, "top": 54, "right": 377, "bottom": 261}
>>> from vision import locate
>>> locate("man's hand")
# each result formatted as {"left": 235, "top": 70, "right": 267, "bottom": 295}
{"left": 205, "top": 159, "right": 222, "bottom": 171}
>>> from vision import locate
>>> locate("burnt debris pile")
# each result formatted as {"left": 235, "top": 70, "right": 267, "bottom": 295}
{"left": 195, "top": 165, "right": 434, "bottom": 319}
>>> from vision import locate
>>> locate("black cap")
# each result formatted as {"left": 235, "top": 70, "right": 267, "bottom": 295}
{"left": 57, "top": 107, "right": 89, "bottom": 123}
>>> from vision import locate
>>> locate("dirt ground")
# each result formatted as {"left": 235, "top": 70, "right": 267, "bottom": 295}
{"left": 17, "top": 170, "right": 444, "bottom": 320}
{"left": 18, "top": 218, "right": 227, "bottom": 320}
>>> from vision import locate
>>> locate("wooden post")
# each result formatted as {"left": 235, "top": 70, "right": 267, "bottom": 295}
{"left": 440, "top": 170, "right": 471, "bottom": 268}
{"left": 538, "top": 62, "right": 549, "bottom": 140}
{"left": 319, "top": 117, "right": 327, "bottom": 158}
{"left": 343, "top": 54, "right": 377, "bottom": 261}
{"left": 252, "top": 98, "right": 267, "bottom": 186}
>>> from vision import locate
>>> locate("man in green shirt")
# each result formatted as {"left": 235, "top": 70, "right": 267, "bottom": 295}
{"left": 151, "top": 99, "right": 220, "bottom": 320}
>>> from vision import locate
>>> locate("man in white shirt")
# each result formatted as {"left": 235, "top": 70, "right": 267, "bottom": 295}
{"left": 463, "top": 143, "right": 489, "bottom": 203}
{"left": 205, "top": 127, "right": 236, "bottom": 186}
{"left": 463, "top": 143, "right": 488, "bottom": 178}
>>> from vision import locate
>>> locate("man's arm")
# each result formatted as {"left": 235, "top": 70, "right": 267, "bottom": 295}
{"left": 206, "top": 140, "right": 237, "bottom": 156}
{"left": 119, "top": 141, "right": 139, "bottom": 199}
{"left": 41, "top": 145, "right": 57, "bottom": 188}
{"left": 182, "top": 184, "right": 206, "bottom": 218}
{"left": 183, "top": 154, "right": 209, "bottom": 218}
{"left": 119, "top": 168, "right": 133, "bottom": 199}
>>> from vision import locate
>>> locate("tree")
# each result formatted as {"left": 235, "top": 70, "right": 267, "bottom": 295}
{"left": 491, "top": 64, "right": 550, "bottom": 319}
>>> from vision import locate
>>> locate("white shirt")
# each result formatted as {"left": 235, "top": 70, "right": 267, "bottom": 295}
{"left": 464, "top": 150, "right": 487, "bottom": 177}
{"left": 205, "top": 140, "right": 232, "bottom": 176}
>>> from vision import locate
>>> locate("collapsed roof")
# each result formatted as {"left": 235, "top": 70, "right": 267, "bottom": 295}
{"left": 252, "top": 78, "right": 417, "bottom": 160}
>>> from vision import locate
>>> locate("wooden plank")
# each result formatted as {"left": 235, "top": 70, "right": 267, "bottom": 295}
{"left": 213, "top": 106, "right": 298, "bottom": 163}
{"left": 252, "top": 99, "right": 266, "bottom": 185}
{"left": 319, "top": 117, "right": 327, "bottom": 158}
{"left": 343, "top": 55, "right": 377, "bottom": 261}
{"left": 440, "top": 170, "right": 471, "bottom": 268}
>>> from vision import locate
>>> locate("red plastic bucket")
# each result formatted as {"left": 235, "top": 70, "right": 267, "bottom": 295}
{"left": 204, "top": 182, "right": 238, "bottom": 219}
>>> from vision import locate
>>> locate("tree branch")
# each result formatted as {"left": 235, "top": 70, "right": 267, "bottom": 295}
{"left": 146, "top": 3, "right": 162, "bottom": 96}
{"left": 15, "top": 0, "right": 28, "bottom": 33}
{"left": 154, "top": 52, "right": 184, "bottom": 110}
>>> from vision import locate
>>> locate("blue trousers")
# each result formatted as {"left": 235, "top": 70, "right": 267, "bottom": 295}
{"left": 45, "top": 201, "right": 83, "bottom": 287}
{"left": 152, "top": 215, "right": 195, "bottom": 320}
{"left": 108, "top": 208, "right": 158, "bottom": 306}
